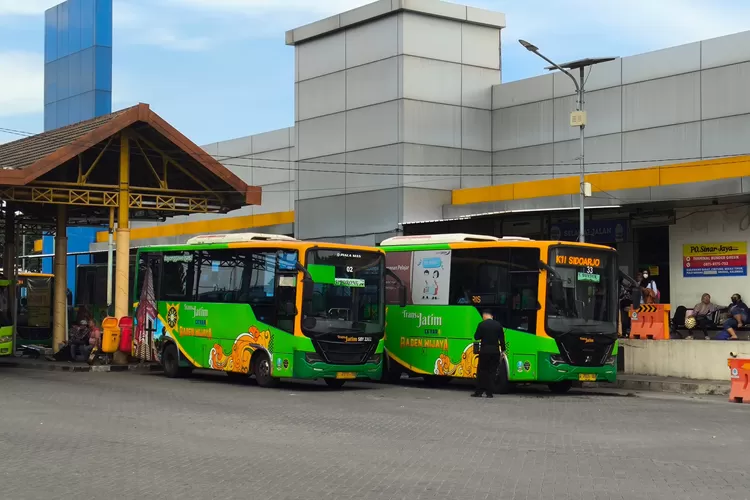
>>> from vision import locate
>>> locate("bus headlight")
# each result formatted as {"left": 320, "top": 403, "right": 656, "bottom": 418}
{"left": 367, "top": 354, "right": 382, "bottom": 365}
{"left": 304, "top": 352, "right": 324, "bottom": 364}
{"left": 0, "top": 336, "right": 11, "bottom": 344}
{"left": 550, "top": 354, "right": 566, "bottom": 366}
{"left": 605, "top": 356, "right": 616, "bottom": 366}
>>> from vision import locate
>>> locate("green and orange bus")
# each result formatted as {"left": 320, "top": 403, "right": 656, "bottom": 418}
{"left": 380, "top": 234, "right": 620, "bottom": 393}
{"left": 132, "top": 233, "right": 404, "bottom": 387}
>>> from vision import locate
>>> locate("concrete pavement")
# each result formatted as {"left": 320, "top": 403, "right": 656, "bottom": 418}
{"left": 0, "top": 367, "right": 748, "bottom": 500}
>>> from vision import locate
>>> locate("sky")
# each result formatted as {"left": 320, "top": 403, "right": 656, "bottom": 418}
{"left": 1, "top": 0, "right": 750, "bottom": 146}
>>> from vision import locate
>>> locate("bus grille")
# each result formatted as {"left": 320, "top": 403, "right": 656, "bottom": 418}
{"left": 314, "top": 337, "right": 377, "bottom": 365}
{"left": 558, "top": 337, "right": 614, "bottom": 367}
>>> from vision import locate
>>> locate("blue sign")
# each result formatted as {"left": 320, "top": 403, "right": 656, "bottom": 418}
{"left": 550, "top": 219, "right": 628, "bottom": 244}
{"left": 278, "top": 252, "right": 298, "bottom": 271}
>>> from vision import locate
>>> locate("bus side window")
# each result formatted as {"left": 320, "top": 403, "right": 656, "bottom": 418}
{"left": 449, "top": 248, "right": 511, "bottom": 326}
{"left": 384, "top": 252, "right": 410, "bottom": 305}
{"left": 161, "top": 251, "right": 195, "bottom": 302}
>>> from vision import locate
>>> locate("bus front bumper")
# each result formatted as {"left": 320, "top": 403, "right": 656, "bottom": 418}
{"left": 0, "top": 337, "right": 12, "bottom": 356}
{"left": 292, "top": 351, "right": 383, "bottom": 381}
{"left": 539, "top": 358, "right": 617, "bottom": 384}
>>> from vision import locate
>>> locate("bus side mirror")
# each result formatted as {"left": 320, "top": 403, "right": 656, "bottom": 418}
{"left": 399, "top": 286, "right": 407, "bottom": 308}
{"left": 283, "top": 301, "right": 297, "bottom": 317}
{"left": 549, "top": 278, "right": 565, "bottom": 303}
{"left": 302, "top": 277, "right": 314, "bottom": 301}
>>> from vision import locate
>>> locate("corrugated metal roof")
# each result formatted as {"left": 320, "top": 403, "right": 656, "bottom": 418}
{"left": 0, "top": 107, "right": 131, "bottom": 171}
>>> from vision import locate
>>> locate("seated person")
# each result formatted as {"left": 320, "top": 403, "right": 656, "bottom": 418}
{"left": 687, "top": 293, "right": 719, "bottom": 339}
{"left": 716, "top": 294, "right": 748, "bottom": 340}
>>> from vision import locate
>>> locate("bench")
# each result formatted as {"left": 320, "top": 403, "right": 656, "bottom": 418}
{"left": 670, "top": 306, "right": 750, "bottom": 340}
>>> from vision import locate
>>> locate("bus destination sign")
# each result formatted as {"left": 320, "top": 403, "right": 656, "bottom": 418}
{"left": 554, "top": 255, "right": 602, "bottom": 268}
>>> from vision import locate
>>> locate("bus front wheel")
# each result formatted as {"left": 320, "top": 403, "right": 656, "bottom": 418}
{"left": 381, "top": 355, "right": 402, "bottom": 384}
{"left": 252, "top": 352, "right": 279, "bottom": 388}
{"left": 494, "top": 359, "right": 510, "bottom": 394}
{"left": 162, "top": 344, "right": 191, "bottom": 378}
{"left": 324, "top": 378, "right": 346, "bottom": 388}
{"left": 548, "top": 381, "right": 573, "bottom": 394}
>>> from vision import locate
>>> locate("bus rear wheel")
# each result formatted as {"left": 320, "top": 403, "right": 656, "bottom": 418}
{"left": 324, "top": 378, "right": 346, "bottom": 388}
{"left": 548, "top": 381, "right": 573, "bottom": 394}
{"left": 252, "top": 352, "right": 279, "bottom": 388}
{"left": 423, "top": 375, "right": 452, "bottom": 387}
{"left": 226, "top": 371, "right": 249, "bottom": 382}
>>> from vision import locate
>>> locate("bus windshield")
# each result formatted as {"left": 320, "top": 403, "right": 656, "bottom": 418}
{"left": 546, "top": 246, "right": 617, "bottom": 337}
{"left": 304, "top": 249, "right": 384, "bottom": 336}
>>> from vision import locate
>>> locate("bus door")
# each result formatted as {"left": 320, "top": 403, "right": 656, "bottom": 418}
{"left": 274, "top": 251, "right": 299, "bottom": 333}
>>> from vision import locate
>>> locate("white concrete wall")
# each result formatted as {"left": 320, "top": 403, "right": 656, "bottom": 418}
{"left": 490, "top": 30, "right": 750, "bottom": 205}
{"left": 669, "top": 207, "right": 750, "bottom": 310}
{"left": 289, "top": 6, "right": 502, "bottom": 240}
{"left": 621, "top": 339, "right": 750, "bottom": 381}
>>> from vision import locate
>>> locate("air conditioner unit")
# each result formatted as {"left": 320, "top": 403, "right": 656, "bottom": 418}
{"left": 186, "top": 233, "right": 297, "bottom": 245}
{"left": 380, "top": 233, "right": 501, "bottom": 246}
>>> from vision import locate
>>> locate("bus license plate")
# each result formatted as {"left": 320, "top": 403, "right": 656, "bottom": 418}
{"left": 336, "top": 372, "right": 356, "bottom": 380}
{"left": 578, "top": 374, "right": 597, "bottom": 382}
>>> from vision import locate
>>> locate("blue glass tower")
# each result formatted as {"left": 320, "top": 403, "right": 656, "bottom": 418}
{"left": 44, "top": 0, "right": 112, "bottom": 131}
{"left": 42, "top": 0, "right": 113, "bottom": 299}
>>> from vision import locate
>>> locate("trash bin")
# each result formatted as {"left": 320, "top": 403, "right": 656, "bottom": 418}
{"left": 118, "top": 317, "right": 134, "bottom": 353}
{"left": 101, "top": 317, "right": 120, "bottom": 354}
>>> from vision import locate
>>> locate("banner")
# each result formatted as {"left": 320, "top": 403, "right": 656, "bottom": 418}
{"left": 134, "top": 266, "right": 158, "bottom": 361}
{"left": 550, "top": 219, "right": 628, "bottom": 244}
{"left": 683, "top": 241, "right": 747, "bottom": 278}
{"left": 26, "top": 277, "right": 52, "bottom": 328}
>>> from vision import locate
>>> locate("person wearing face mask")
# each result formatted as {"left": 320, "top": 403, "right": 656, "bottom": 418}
{"left": 716, "top": 294, "right": 749, "bottom": 340}
{"left": 639, "top": 270, "right": 659, "bottom": 304}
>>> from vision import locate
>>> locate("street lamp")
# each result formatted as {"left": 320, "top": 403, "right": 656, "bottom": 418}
{"left": 519, "top": 39, "right": 615, "bottom": 243}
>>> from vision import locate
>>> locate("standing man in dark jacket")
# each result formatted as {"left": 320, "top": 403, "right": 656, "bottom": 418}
{"left": 472, "top": 310, "right": 506, "bottom": 398}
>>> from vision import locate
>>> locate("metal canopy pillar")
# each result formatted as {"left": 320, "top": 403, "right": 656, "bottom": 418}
{"left": 53, "top": 205, "right": 68, "bottom": 352}
{"left": 114, "top": 132, "right": 130, "bottom": 319}
{"left": 4, "top": 204, "right": 16, "bottom": 353}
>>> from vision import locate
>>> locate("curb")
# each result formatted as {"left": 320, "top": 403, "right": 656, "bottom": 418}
{"left": 0, "top": 360, "right": 163, "bottom": 373}
{"left": 586, "top": 378, "right": 729, "bottom": 396}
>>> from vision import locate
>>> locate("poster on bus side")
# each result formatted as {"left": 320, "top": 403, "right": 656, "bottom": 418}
{"left": 411, "top": 250, "right": 451, "bottom": 305}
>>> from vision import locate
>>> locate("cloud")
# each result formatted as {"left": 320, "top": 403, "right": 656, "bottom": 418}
{"left": 0, "top": 0, "right": 59, "bottom": 16}
{"left": 128, "top": 28, "right": 213, "bottom": 51}
{"left": 169, "top": 0, "right": 372, "bottom": 16}
{"left": 0, "top": 51, "right": 44, "bottom": 116}
{"left": 112, "top": 1, "right": 218, "bottom": 51}
{"left": 501, "top": 0, "right": 750, "bottom": 53}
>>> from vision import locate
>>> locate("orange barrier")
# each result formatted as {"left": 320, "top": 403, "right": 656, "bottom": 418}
{"left": 630, "top": 304, "right": 671, "bottom": 340}
{"left": 728, "top": 358, "right": 750, "bottom": 404}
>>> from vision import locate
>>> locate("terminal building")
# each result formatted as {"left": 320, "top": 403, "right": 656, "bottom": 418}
{"left": 33, "top": 0, "right": 750, "bottom": 311}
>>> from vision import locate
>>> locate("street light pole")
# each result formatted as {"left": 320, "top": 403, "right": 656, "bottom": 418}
{"left": 518, "top": 40, "right": 615, "bottom": 243}
{"left": 577, "top": 66, "right": 585, "bottom": 244}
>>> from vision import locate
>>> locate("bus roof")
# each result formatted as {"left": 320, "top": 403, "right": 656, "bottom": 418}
{"left": 186, "top": 232, "right": 297, "bottom": 245}
{"left": 135, "top": 237, "right": 385, "bottom": 254}
{"left": 19, "top": 272, "right": 54, "bottom": 278}
{"left": 378, "top": 233, "right": 614, "bottom": 251}
{"left": 0, "top": 269, "right": 54, "bottom": 278}
{"left": 380, "top": 234, "right": 530, "bottom": 246}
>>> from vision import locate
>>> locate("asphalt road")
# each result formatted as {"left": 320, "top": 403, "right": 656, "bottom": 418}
{"left": 0, "top": 368, "right": 748, "bottom": 500}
